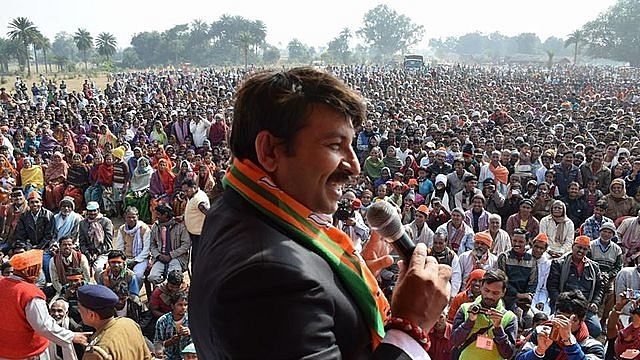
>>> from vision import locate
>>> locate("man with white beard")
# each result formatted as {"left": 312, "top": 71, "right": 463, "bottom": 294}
{"left": 48, "top": 299, "right": 83, "bottom": 359}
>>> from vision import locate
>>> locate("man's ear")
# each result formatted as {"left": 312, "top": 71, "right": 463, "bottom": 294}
{"left": 255, "top": 131, "right": 282, "bottom": 173}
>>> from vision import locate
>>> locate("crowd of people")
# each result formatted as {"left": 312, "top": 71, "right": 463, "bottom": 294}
{"left": 0, "top": 63, "right": 640, "bottom": 359}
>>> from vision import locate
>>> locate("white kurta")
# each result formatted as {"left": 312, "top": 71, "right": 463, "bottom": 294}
{"left": 531, "top": 252, "right": 552, "bottom": 315}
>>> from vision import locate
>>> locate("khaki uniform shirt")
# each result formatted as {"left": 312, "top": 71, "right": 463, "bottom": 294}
{"left": 83, "top": 317, "right": 152, "bottom": 360}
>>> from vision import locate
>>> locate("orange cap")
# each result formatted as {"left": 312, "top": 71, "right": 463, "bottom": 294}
{"left": 10, "top": 249, "right": 44, "bottom": 270}
{"left": 533, "top": 233, "right": 549, "bottom": 243}
{"left": 416, "top": 205, "right": 429, "bottom": 215}
{"left": 27, "top": 191, "right": 41, "bottom": 201}
{"left": 574, "top": 235, "right": 591, "bottom": 247}
{"left": 474, "top": 231, "right": 493, "bottom": 248}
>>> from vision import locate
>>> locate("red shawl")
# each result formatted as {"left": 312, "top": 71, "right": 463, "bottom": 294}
{"left": 45, "top": 156, "right": 69, "bottom": 183}
{"left": 96, "top": 163, "right": 114, "bottom": 186}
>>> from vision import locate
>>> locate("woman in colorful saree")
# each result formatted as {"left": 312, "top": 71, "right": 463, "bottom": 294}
{"left": 44, "top": 151, "right": 69, "bottom": 211}
{"left": 65, "top": 153, "right": 89, "bottom": 211}
{"left": 84, "top": 152, "right": 114, "bottom": 208}
{"left": 124, "top": 157, "right": 154, "bottom": 223}
{"left": 150, "top": 146, "right": 173, "bottom": 171}
{"left": 171, "top": 160, "right": 196, "bottom": 218}
{"left": 149, "top": 158, "right": 175, "bottom": 223}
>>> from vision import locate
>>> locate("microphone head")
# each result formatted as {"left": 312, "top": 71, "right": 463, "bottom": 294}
{"left": 366, "top": 201, "right": 403, "bottom": 240}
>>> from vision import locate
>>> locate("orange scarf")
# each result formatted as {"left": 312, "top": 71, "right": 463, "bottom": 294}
{"left": 157, "top": 166, "right": 175, "bottom": 195}
{"left": 224, "top": 158, "right": 390, "bottom": 348}
{"left": 489, "top": 163, "right": 509, "bottom": 185}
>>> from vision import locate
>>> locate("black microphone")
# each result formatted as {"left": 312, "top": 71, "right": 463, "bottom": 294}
{"left": 366, "top": 201, "right": 416, "bottom": 261}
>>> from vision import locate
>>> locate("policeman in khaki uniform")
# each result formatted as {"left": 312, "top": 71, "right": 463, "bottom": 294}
{"left": 77, "top": 284, "right": 152, "bottom": 360}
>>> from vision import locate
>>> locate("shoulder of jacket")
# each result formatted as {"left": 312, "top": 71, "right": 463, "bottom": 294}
{"left": 85, "top": 344, "right": 112, "bottom": 360}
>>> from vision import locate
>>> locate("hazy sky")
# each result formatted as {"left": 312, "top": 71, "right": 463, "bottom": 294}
{"left": 4, "top": 0, "right": 616, "bottom": 50}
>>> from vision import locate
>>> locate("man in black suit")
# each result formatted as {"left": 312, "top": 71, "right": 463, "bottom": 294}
{"left": 14, "top": 191, "right": 55, "bottom": 250}
{"left": 190, "top": 67, "right": 452, "bottom": 359}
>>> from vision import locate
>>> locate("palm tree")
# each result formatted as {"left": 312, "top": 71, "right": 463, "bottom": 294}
{"left": 0, "top": 38, "right": 12, "bottom": 73}
{"left": 95, "top": 32, "right": 117, "bottom": 61}
{"left": 565, "top": 30, "right": 583, "bottom": 66}
{"left": 73, "top": 28, "right": 93, "bottom": 71}
{"left": 238, "top": 31, "right": 253, "bottom": 70}
{"left": 545, "top": 50, "right": 555, "bottom": 69}
{"left": 7, "top": 17, "right": 36, "bottom": 76}
{"left": 31, "top": 29, "right": 44, "bottom": 75}
{"left": 40, "top": 36, "right": 51, "bottom": 74}
{"left": 3, "top": 38, "right": 26, "bottom": 73}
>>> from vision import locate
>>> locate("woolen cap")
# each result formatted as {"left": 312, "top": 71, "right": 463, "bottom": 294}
{"left": 600, "top": 222, "right": 616, "bottom": 232}
{"left": 59, "top": 196, "right": 75, "bottom": 210}
{"left": 86, "top": 201, "right": 100, "bottom": 211}
{"left": 181, "top": 343, "right": 196, "bottom": 354}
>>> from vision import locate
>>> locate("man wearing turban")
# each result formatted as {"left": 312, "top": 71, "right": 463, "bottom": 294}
{"left": 0, "top": 249, "right": 89, "bottom": 359}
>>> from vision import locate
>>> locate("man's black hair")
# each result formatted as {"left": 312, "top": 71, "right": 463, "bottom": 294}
{"left": 12, "top": 241, "right": 27, "bottom": 251}
{"left": 107, "top": 249, "right": 127, "bottom": 261}
{"left": 482, "top": 269, "right": 508, "bottom": 290}
{"left": 65, "top": 267, "right": 83, "bottom": 277}
{"left": 532, "top": 312, "right": 549, "bottom": 324}
{"left": 555, "top": 290, "right": 588, "bottom": 320}
{"left": 170, "top": 290, "right": 189, "bottom": 305}
{"left": 0, "top": 262, "right": 13, "bottom": 272}
{"left": 167, "top": 270, "right": 184, "bottom": 285}
{"left": 155, "top": 204, "right": 174, "bottom": 217}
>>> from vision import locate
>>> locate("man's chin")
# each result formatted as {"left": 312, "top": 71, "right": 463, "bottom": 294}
{"left": 481, "top": 300, "right": 497, "bottom": 308}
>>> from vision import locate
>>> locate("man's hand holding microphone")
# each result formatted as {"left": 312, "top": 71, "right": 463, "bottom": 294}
{"left": 367, "top": 201, "right": 452, "bottom": 331}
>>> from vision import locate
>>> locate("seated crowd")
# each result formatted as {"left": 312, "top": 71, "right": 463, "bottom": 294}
{"left": 1, "top": 64, "right": 640, "bottom": 359}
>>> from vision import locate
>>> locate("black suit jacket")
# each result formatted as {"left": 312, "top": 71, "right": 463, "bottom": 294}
{"left": 14, "top": 208, "right": 55, "bottom": 249}
{"left": 189, "top": 189, "right": 410, "bottom": 359}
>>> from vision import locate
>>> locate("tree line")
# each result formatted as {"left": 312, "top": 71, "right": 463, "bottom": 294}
{"left": 1, "top": 17, "right": 117, "bottom": 75}
{"left": 2, "top": 0, "right": 639, "bottom": 73}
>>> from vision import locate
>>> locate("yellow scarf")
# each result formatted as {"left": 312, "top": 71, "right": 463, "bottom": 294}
{"left": 21, "top": 165, "right": 44, "bottom": 189}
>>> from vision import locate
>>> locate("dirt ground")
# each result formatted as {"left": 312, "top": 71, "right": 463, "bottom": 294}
{"left": 7, "top": 72, "right": 110, "bottom": 93}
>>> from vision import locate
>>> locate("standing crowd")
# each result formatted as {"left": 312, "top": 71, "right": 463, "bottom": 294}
{"left": 0, "top": 63, "right": 639, "bottom": 359}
